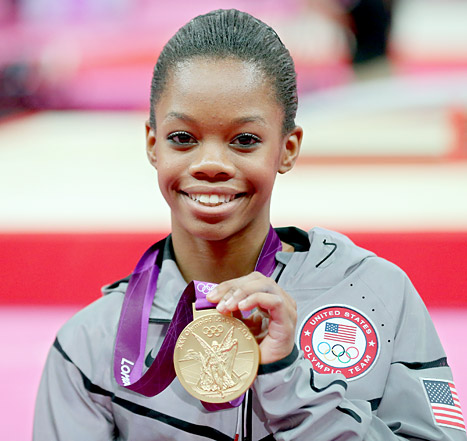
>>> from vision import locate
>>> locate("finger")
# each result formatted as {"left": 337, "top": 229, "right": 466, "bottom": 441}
{"left": 215, "top": 274, "right": 278, "bottom": 304}
{"left": 205, "top": 272, "right": 265, "bottom": 302}
{"left": 241, "top": 292, "right": 296, "bottom": 330}
{"left": 216, "top": 280, "right": 281, "bottom": 314}
{"left": 242, "top": 311, "right": 269, "bottom": 342}
{"left": 238, "top": 291, "right": 283, "bottom": 314}
{"left": 240, "top": 292, "right": 297, "bottom": 364}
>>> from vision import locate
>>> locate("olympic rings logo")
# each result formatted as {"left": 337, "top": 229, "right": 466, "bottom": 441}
{"left": 203, "top": 325, "right": 223, "bottom": 337}
{"left": 196, "top": 282, "right": 216, "bottom": 295}
{"left": 317, "top": 342, "right": 360, "bottom": 364}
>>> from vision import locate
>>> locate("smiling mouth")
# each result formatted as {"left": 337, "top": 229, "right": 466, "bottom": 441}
{"left": 181, "top": 192, "right": 246, "bottom": 207}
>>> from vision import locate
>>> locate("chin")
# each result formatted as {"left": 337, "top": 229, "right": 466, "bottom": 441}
{"left": 188, "top": 222, "right": 238, "bottom": 242}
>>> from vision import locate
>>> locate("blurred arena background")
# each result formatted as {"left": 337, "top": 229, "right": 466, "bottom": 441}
{"left": 0, "top": 0, "right": 466, "bottom": 438}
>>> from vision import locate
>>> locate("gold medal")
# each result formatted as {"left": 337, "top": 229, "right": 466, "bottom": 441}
{"left": 174, "top": 306, "right": 260, "bottom": 403}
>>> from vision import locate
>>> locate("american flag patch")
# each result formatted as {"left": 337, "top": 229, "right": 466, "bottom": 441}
{"left": 422, "top": 379, "right": 466, "bottom": 431}
{"left": 323, "top": 322, "right": 357, "bottom": 344}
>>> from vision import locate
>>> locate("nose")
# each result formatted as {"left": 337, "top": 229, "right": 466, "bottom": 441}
{"left": 188, "top": 142, "right": 236, "bottom": 181}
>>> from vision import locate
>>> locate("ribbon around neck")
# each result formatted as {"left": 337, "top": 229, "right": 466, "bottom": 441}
{"left": 113, "top": 226, "right": 282, "bottom": 409}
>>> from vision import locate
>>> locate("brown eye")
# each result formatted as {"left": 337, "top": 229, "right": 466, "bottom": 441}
{"left": 231, "top": 133, "right": 261, "bottom": 147}
{"left": 168, "top": 131, "right": 197, "bottom": 145}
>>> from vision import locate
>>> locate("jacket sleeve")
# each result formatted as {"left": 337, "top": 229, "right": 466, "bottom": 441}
{"left": 253, "top": 348, "right": 466, "bottom": 440}
{"left": 33, "top": 338, "right": 116, "bottom": 441}
{"left": 253, "top": 278, "right": 467, "bottom": 441}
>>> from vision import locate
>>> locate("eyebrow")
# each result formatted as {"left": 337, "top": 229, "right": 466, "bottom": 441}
{"left": 164, "top": 112, "right": 195, "bottom": 123}
{"left": 163, "top": 112, "right": 267, "bottom": 126}
{"left": 232, "top": 115, "right": 267, "bottom": 126}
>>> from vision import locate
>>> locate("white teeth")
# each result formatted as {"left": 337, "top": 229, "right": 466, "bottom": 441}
{"left": 188, "top": 193, "right": 237, "bottom": 205}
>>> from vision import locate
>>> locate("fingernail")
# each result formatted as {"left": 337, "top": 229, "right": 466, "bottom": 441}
{"left": 217, "top": 299, "right": 226, "bottom": 311}
{"left": 206, "top": 289, "right": 217, "bottom": 300}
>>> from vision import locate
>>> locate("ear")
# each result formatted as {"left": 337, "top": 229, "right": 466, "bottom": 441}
{"left": 145, "top": 120, "right": 157, "bottom": 169}
{"left": 278, "top": 126, "right": 303, "bottom": 174}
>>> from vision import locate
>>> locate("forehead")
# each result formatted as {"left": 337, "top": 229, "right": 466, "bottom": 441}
{"left": 155, "top": 57, "right": 283, "bottom": 127}
{"left": 173, "top": 57, "right": 266, "bottom": 93}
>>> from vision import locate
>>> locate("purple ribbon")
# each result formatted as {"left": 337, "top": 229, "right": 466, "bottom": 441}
{"left": 113, "top": 226, "right": 282, "bottom": 409}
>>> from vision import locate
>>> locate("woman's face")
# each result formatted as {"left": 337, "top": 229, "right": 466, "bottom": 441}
{"left": 146, "top": 57, "right": 301, "bottom": 242}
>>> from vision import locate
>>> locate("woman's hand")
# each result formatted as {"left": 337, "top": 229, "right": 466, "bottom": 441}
{"left": 206, "top": 272, "right": 297, "bottom": 365}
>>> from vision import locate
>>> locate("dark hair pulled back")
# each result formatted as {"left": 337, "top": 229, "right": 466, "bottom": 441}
{"left": 149, "top": 9, "right": 298, "bottom": 134}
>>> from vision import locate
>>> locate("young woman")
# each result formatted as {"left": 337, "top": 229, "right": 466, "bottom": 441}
{"left": 34, "top": 9, "right": 466, "bottom": 441}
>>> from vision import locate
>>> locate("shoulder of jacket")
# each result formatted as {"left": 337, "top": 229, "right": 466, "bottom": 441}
{"left": 309, "top": 227, "right": 409, "bottom": 279}
{"left": 55, "top": 293, "right": 123, "bottom": 376}
{"left": 59, "top": 293, "right": 123, "bottom": 337}
{"left": 286, "top": 227, "right": 375, "bottom": 285}
{"left": 285, "top": 227, "right": 413, "bottom": 296}
{"left": 101, "top": 275, "right": 130, "bottom": 296}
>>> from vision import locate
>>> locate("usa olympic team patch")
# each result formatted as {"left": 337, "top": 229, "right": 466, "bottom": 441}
{"left": 298, "top": 305, "right": 379, "bottom": 380}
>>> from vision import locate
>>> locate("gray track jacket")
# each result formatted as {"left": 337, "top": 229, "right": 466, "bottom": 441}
{"left": 33, "top": 227, "right": 466, "bottom": 440}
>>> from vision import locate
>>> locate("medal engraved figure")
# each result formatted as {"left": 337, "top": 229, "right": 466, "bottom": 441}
{"left": 182, "top": 326, "right": 239, "bottom": 397}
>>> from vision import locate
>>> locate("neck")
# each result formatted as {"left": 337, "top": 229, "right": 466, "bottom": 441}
{"left": 171, "top": 224, "right": 271, "bottom": 284}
